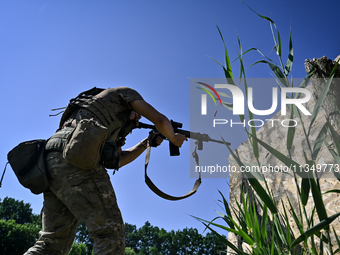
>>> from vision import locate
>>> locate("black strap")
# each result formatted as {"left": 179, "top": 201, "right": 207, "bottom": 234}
{"left": 144, "top": 140, "right": 201, "bottom": 201}
{"left": 0, "top": 162, "right": 9, "bottom": 188}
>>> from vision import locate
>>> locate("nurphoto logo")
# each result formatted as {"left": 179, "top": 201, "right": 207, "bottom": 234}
{"left": 196, "top": 79, "right": 312, "bottom": 129}
{"left": 200, "top": 83, "right": 311, "bottom": 116}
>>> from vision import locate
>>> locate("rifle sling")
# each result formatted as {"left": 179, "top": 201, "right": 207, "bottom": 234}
{"left": 144, "top": 140, "right": 201, "bottom": 201}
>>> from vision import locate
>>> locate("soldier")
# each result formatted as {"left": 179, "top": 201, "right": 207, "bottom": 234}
{"left": 24, "top": 87, "right": 187, "bottom": 255}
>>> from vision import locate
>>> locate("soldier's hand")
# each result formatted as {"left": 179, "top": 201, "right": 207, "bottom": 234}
{"left": 149, "top": 132, "right": 164, "bottom": 147}
{"left": 170, "top": 133, "right": 187, "bottom": 148}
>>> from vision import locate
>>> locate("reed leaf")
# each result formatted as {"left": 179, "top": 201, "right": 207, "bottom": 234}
{"left": 215, "top": 23, "right": 234, "bottom": 84}
{"left": 291, "top": 212, "right": 340, "bottom": 249}
{"left": 243, "top": 1, "right": 275, "bottom": 25}
{"left": 242, "top": 190, "right": 252, "bottom": 230}
{"left": 325, "top": 146, "right": 340, "bottom": 182}
{"left": 300, "top": 152, "right": 313, "bottom": 207}
{"left": 320, "top": 234, "right": 324, "bottom": 255}
{"left": 200, "top": 221, "right": 248, "bottom": 255}
{"left": 325, "top": 120, "right": 340, "bottom": 181}
{"left": 242, "top": 163, "right": 264, "bottom": 181}
{"left": 333, "top": 227, "right": 340, "bottom": 254}
{"left": 309, "top": 176, "right": 328, "bottom": 226}
{"left": 210, "top": 57, "right": 235, "bottom": 85}
{"left": 249, "top": 60, "right": 290, "bottom": 87}
{"left": 274, "top": 214, "right": 288, "bottom": 246}
{"left": 312, "top": 123, "right": 328, "bottom": 160}
{"left": 237, "top": 33, "right": 245, "bottom": 79}
{"left": 270, "top": 223, "right": 275, "bottom": 255}
{"left": 287, "top": 197, "right": 304, "bottom": 234}
{"left": 249, "top": 133, "right": 307, "bottom": 179}
{"left": 235, "top": 35, "right": 259, "bottom": 159}
{"left": 195, "top": 215, "right": 255, "bottom": 246}
{"left": 249, "top": 119, "right": 259, "bottom": 159}
{"left": 324, "top": 189, "right": 340, "bottom": 195}
{"left": 234, "top": 47, "right": 279, "bottom": 67}
{"left": 298, "top": 65, "right": 314, "bottom": 89}
{"left": 326, "top": 118, "right": 340, "bottom": 157}
{"left": 260, "top": 204, "right": 268, "bottom": 244}
{"left": 327, "top": 231, "right": 333, "bottom": 255}
{"left": 223, "top": 139, "right": 278, "bottom": 214}
{"left": 280, "top": 201, "right": 291, "bottom": 247}
{"left": 218, "top": 190, "right": 235, "bottom": 228}
{"left": 300, "top": 178, "right": 310, "bottom": 206}
{"left": 252, "top": 201, "right": 261, "bottom": 244}
{"left": 272, "top": 23, "right": 282, "bottom": 58}
{"left": 284, "top": 31, "right": 293, "bottom": 77}
{"left": 233, "top": 194, "right": 249, "bottom": 232}
{"left": 308, "top": 63, "right": 338, "bottom": 135}
{"left": 287, "top": 106, "right": 296, "bottom": 151}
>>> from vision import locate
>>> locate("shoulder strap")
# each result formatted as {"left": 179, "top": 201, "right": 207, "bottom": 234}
{"left": 59, "top": 87, "right": 124, "bottom": 135}
{"left": 144, "top": 140, "right": 201, "bottom": 201}
{"left": 59, "top": 87, "right": 106, "bottom": 129}
{"left": 0, "top": 162, "right": 9, "bottom": 188}
{"left": 74, "top": 87, "right": 106, "bottom": 98}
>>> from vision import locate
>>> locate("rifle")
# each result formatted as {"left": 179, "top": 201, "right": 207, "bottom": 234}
{"left": 135, "top": 120, "right": 230, "bottom": 156}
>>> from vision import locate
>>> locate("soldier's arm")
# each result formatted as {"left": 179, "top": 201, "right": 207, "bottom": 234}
{"left": 119, "top": 135, "right": 163, "bottom": 167}
{"left": 130, "top": 100, "right": 187, "bottom": 147}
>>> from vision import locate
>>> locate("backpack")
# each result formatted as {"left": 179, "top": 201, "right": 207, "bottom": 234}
{"left": 1, "top": 139, "right": 49, "bottom": 194}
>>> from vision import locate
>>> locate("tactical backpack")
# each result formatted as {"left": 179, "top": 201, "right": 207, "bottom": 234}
{"left": 52, "top": 87, "right": 131, "bottom": 170}
{"left": 1, "top": 139, "right": 49, "bottom": 194}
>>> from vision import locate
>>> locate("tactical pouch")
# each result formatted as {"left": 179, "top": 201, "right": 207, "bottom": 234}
{"left": 7, "top": 139, "right": 49, "bottom": 194}
{"left": 45, "top": 127, "right": 74, "bottom": 152}
{"left": 101, "top": 140, "right": 120, "bottom": 170}
{"left": 63, "top": 119, "right": 108, "bottom": 169}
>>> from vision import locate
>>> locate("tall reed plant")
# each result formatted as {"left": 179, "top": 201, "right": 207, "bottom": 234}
{"left": 195, "top": 5, "right": 340, "bottom": 255}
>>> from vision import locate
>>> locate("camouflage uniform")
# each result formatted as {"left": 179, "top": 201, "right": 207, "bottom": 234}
{"left": 25, "top": 87, "right": 143, "bottom": 255}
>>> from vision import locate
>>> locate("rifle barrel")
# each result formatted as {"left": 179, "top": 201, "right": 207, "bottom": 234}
{"left": 177, "top": 129, "right": 230, "bottom": 146}
{"left": 136, "top": 122, "right": 231, "bottom": 146}
{"left": 137, "top": 122, "right": 156, "bottom": 130}
{"left": 209, "top": 138, "right": 231, "bottom": 146}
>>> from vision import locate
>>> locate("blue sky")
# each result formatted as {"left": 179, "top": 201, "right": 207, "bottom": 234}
{"left": 1, "top": 0, "right": 340, "bottom": 236}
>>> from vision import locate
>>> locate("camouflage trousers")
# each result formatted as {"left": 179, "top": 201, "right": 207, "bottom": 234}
{"left": 24, "top": 152, "right": 125, "bottom": 255}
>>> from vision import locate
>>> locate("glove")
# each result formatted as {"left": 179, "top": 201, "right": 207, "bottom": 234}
{"left": 148, "top": 131, "right": 164, "bottom": 147}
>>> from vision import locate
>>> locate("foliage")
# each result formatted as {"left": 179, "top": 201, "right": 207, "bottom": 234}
{"left": 68, "top": 242, "right": 89, "bottom": 255}
{"left": 74, "top": 222, "right": 93, "bottom": 255}
{"left": 0, "top": 197, "right": 226, "bottom": 254}
{"left": 0, "top": 197, "right": 41, "bottom": 255}
{"left": 0, "top": 196, "right": 92, "bottom": 255}
{"left": 125, "top": 221, "right": 227, "bottom": 254}
{"left": 125, "top": 247, "right": 137, "bottom": 255}
{"left": 195, "top": 4, "right": 340, "bottom": 255}
{"left": 0, "top": 219, "right": 41, "bottom": 254}
{"left": 0, "top": 196, "right": 41, "bottom": 226}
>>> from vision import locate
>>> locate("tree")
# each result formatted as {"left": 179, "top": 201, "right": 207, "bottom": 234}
{"left": 68, "top": 242, "right": 89, "bottom": 255}
{"left": 0, "top": 219, "right": 41, "bottom": 254}
{"left": 0, "top": 197, "right": 41, "bottom": 255}
{"left": 0, "top": 197, "right": 227, "bottom": 254}
{"left": 0, "top": 197, "right": 93, "bottom": 255}
{"left": 0, "top": 197, "right": 41, "bottom": 226}
{"left": 125, "top": 247, "right": 137, "bottom": 255}
{"left": 74, "top": 222, "right": 93, "bottom": 254}
{"left": 125, "top": 221, "right": 227, "bottom": 254}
